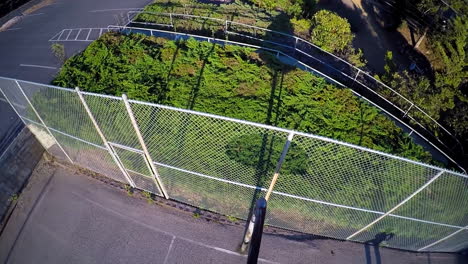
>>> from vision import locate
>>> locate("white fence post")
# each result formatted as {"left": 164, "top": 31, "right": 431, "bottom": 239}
{"left": 241, "top": 132, "right": 295, "bottom": 252}
{"left": 122, "top": 94, "right": 169, "bottom": 199}
{"left": 354, "top": 69, "right": 361, "bottom": 81}
{"left": 347, "top": 170, "right": 446, "bottom": 240}
{"left": 265, "top": 132, "right": 295, "bottom": 201}
{"left": 404, "top": 103, "right": 414, "bottom": 118}
{"left": 75, "top": 87, "right": 136, "bottom": 187}
{"left": 13, "top": 80, "right": 74, "bottom": 164}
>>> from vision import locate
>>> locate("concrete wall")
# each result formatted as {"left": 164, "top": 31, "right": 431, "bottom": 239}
{"left": 0, "top": 127, "right": 44, "bottom": 222}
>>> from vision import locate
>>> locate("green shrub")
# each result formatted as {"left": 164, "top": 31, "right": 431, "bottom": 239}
{"left": 51, "top": 43, "right": 65, "bottom": 63}
{"left": 291, "top": 17, "right": 311, "bottom": 38}
{"left": 310, "top": 10, "right": 353, "bottom": 53}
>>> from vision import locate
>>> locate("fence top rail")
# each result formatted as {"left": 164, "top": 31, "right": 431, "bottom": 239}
{"left": 128, "top": 11, "right": 459, "bottom": 145}
{"left": 124, "top": 97, "right": 466, "bottom": 178}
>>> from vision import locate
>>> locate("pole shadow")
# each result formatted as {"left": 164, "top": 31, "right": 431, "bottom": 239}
{"left": 364, "top": 232, "right": 394, "bottom": 264}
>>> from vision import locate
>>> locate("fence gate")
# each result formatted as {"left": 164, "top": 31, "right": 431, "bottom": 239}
{"left": 108, "top": 142, "right": 163, "bottom": 196}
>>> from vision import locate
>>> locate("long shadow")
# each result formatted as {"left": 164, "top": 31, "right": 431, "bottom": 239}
{"left": 186, "top": 42, "right": 215, "bottom": 109}
{"left": 164, "top": 42, "right": 181, "bottom": 92}
{"left": 241, "top": 17, "right": 298, "bottom": 223}
{"left": 4, "top": 170, "right": 57, "bottom": 263}
{"left": 364, "top": 232, "right": 394, "bottom": 264}
{"left": 240, "top": 67, "right": 285, "bottom": 249}
{"left": 264, "top": 232, "right": 329, "bottom": 243}
{"left": 240, "top": 56, "right": 294, "bottom": 251}
{"left": 237, "top": 13, "right": 297, "bottom": 247}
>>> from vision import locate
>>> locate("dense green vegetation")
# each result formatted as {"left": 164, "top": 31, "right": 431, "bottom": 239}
{"left": 380, "top": 1, "right": 467, "bottom": 163}
{"left": 140, "top": 0, "right": 285, "bottom": 30}
{"left": 138, "top": 1, "right": 465, "bottom": 165}
{"left": 52, "top": 32, "right": 430, "bottom": 163}
{"left": 139, "top": 0, "right": 365, "bottom": 66}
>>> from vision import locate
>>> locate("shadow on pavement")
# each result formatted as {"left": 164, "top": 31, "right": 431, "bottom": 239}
{"left": 364, "top": 232, "right": 394, "bottom": 264}
{"left": 3, "top": 167, "right": 56, "bottom": 263}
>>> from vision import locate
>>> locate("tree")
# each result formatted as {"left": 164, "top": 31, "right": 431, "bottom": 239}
{"left": 310, "top": 10, "right": 353, "bottom": 53}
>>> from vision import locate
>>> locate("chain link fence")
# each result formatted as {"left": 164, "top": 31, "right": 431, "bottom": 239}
{"left": 1, "top": 76, "right": 467, "bottom": 253}
{"left": 122, "top": 11, "right": 465, "bottom": 171}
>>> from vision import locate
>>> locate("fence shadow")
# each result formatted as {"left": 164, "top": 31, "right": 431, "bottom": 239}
{"left": 187, "top": 42, "right": 216, "bottom": 109}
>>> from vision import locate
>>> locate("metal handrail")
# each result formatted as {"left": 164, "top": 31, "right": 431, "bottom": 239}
{"left": 127, "top": 11, "right": 463, "bottom": 153}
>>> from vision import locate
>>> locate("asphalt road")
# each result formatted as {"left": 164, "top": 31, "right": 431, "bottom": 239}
{"left": 0, "top": 0, "right": 151, "bottom": 155}
{"left": 1, "top": 157, "right": 466, "bottom": 264}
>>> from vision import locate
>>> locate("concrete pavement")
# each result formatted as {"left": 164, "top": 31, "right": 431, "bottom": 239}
{"left": 0, "top": 156, "right": 466, "bottom": 264}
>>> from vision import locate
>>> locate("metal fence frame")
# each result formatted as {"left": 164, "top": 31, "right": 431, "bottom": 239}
{"left": 100, "top": 23, "right": 464, "bottom": 174}
{"left": 124, "top": 11, "right": 465, "bottom": 171}
{"left": 1, "top": 76, "right": 467, "bottom": 253}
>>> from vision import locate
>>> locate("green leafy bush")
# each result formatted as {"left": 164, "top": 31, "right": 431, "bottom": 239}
{"left": 310, "top": 10, "right": 353, "bottom": 53}
{"left": 291, "top": 17, "right": 311, "bottom": 38}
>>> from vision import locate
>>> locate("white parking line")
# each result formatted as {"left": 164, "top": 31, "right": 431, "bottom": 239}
{"left": 20, "top": 64, "right": 57, "bottom": 70}
{"left": 75, "top": 29, "right": 82, "bottom": 40}
{"left": 85, "top": 28, "right": 92, "bottom": 40}
{"left": 24, "top": 13, "right": 45, "bottom": 17}
{"left": 89, "top": 8, "right": 143, "bottom": 13}
{"left": 162, "top": 236, "right": 175, "bottom": 264}
{"left": 3, "top": 28, "right": 21, "bottom": 31}
{"left": 73, "top": 192, "right": 279, "bottom": 264}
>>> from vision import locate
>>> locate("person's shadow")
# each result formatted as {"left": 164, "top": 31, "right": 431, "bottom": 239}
{"left": 364, "top": 232, "right": 394, "bottom": 264}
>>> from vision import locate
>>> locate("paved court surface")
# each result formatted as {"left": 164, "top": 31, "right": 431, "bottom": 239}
{"left": 0, "top": 156, "right": 466, "bottom": 264}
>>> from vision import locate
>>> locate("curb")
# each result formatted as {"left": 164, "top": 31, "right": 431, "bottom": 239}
{"left": 0, "top": 16, "right": 22, "bottom": 32}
